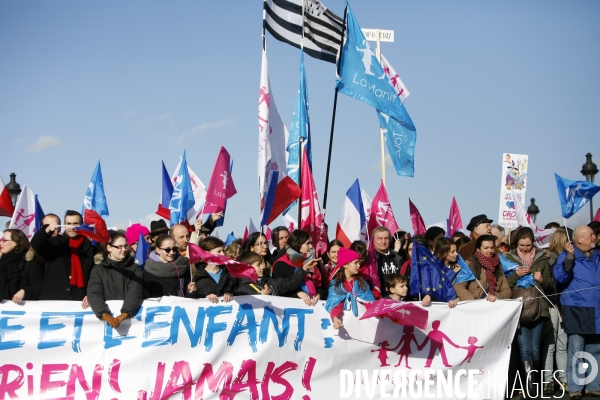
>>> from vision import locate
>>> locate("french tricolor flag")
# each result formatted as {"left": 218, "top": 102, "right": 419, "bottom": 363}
{"left": 260, "top": 170, "right": 302, "bottom": 227}
{"left": 156, "top": 161, "right": 173, "bottom": 220}
{"left": 336, "top": 179, "right": 365, "bottom": 248}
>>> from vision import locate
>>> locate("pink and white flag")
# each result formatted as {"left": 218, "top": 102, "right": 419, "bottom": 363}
{"left": 0, "top": 176, "right": 15, "bottom": 217}
{"left": 300, "top": 149, "right": 327, "bottom": 256}
{"left": 204, "top": 147, "right": 237, "bottom": 214}
{"left": 409, "top": 198, "right": 426, "bottom": 236}
{"left": 448, "top": 197, "right": 463, "bottom": 237}
{"left": 367, "top": 181, "right": 399, "bottom": 236}
{"left": 9, "top": 185, "right": 36, "bottom": 239}
{"left": 360, "top": 299, "right": 428, "bottom": 330}
{"left": 380, "top": 53, "right": 410, "bottom": 104}
{"left": 514, "top": 194, "right": 555, "bottom": 248}
{"left": 258, "top": 48, "right": 289, "bottom": 210}
{"left": 281, "top": 213, "right": 297, "bottom": 233}
{"left": 187, "top": 243, "right": 258, "bottom": 282}
{"left": 171, "top": 157, "right": 207, "bottom": 222}
{"left": 360, "top": 188, "right": 372, "bottom": 241}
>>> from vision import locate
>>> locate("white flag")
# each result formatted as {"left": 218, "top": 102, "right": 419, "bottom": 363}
{"left": 360, "top": 188, "right": 372, "bottom": 241}
{"left": 9, "top": 185, "right": 36, "bottom": 240}
{"left": 258, "top": 48, "right": 289, "bottom": 209}
{"left": 514, "top": 193, "right": 556, "bottom": 248}
{"left": 380, "top": 53, "right": 410, "bottom": 104}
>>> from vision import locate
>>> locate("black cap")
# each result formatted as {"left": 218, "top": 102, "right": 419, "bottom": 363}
{"left": 150, "top": 219, "right": 169, "bottom": 235}
{"left": 466, "top": 214, "right": 493, "bottom": 231}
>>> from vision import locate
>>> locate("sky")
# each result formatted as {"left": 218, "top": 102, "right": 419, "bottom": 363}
{"left": 1, "top": 0, "right": 599, "bottom": 238}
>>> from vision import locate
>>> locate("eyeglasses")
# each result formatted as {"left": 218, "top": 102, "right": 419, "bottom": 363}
{"left": 109, "top": 244, "right": 130, "bottom": 250}
{"left": 254, "top": 242, "right": 269, "bottom": 247}
{"left": 159, "top": 247, "right": 179, "bottom": 254}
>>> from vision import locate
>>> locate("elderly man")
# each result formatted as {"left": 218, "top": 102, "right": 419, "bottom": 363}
{"left": 31, "top": 210, "right": 95, "bottom": 306}
{"left": 490, "top": 224, "right": 509, "bottom": 252}
{"left": 372, "top": 226, "right": 406, "bottom": 296}
{"left": 458, "top": 214, "right": 493, "bottom": 260}
{"left": 554, "top": 225, "right": 600, "bottom": 400}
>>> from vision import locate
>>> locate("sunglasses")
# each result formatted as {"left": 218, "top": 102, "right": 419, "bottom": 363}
{"left": 159, "top": 247, "right": 179, "bottom": 254}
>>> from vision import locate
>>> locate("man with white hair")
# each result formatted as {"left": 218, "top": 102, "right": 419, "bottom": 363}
{"left": 554, "top": 225, "right": 600, "bottom": 400}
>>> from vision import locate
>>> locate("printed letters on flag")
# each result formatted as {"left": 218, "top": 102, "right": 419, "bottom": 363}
{"left": 0, "top": 176, "right": 15, "bottom": 217}
{"left": 169, "top": 151, "right": 196, "bottom": 226}
{"left": 336, "top": 179, "right": 365, "bottom": 248}
{"left": 258, "top": 49, "right": 289, "bottom": 211}
{"left": 82, "top": 160, "right": 109, "bottom": 217}
{"left": 409, "top": 198, "right": 426, "bottom": 236}
{"left": 367, "top": 181, "right": 399, "bottom": 235}
{"left": 263, "top": 0, "right": 343, "bottom": 63}
{"left": 204, "top": 147, "right": 237, "bottom": 214}
{"left": 9, "top": 185, "right": 36, "bottom": 239}
{"left": 555, "top": 173, "right": 600, "bottom": 218}
{"left": 188, "top": 243, "right": 258, "bottom": 282}
{"left": 377, "top": 112, "right": 417, "bottom": 177}
{"left": 336, "top": 5, "right": 415, "bottom": 129}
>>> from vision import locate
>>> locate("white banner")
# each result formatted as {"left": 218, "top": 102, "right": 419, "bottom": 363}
{"left": 498, "top": 153, "right": 529, "bottom": 228}
{"left": 0, "top": 297, "right": 520, "bottom": 399}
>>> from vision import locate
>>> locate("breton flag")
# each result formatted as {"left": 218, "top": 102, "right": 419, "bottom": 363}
{"left": 263, "top": 0, "right": 343, "bottom": 63}
{"left": 258, "top": 48, "right": 294, "bottom": 213}
{"left": 9, "top": 185, "right": 36, "bottom": 239}
{"left": 0, "top": 176, "right": 15, "bottom": 217}
{"left": 336, "top": 179, "right": 365, "bottom": 248}
{"left": 380, "top": 53, "right": 410, "bottom": 103}
{"left": 171, "top": 157, "right": 207, "bottom": 222}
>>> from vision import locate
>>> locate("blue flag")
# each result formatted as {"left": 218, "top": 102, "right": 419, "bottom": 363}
{"left": 336, "top": 5, "right": 415, "bottom": 130}
{"left": 555, "top": 173, "right": 600, "bottom": 218}
{"left": 454, "top": 254, "right": 476, "bottom": 284}
{"left": 410, "top": 242, "right": 457, "bottom": 302}
{"left": 377, "top": 112, "right": 417, "bottom": 177}
{"left": 82, "top": 160, "right": 109, "bottom": 217}
{"left": 34, "top": 195, "right": 45, "bottom": 233}
{"left": 160, "top": 161, "right": 174, "bottom": 209}
{"left": 499, "top": 253, "right": 535, "bottom": 288}
{"left": 134, "top": 232, "right": 149, "bottom": 269}
{"left": 169, "top": 151, "right": 195, "bottom": 226}
{"left": 224, "top": 232, "right": 237, "bottom": 246}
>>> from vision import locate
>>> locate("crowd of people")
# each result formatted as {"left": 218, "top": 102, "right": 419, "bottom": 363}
{"left": 1, "top": 209, "right": 599, "bottom": 399}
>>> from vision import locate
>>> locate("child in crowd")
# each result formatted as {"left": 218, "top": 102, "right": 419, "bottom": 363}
{"left": 234, "top": 251, "right": 313, "bottom": 296}
{"left": 191, "top": 237, "right": 234, "bottom": 304}
{"left": 385, "top": 274, "right": 408, "bottom": 301}
{"left": 325, "top": 248, "right": 375, "bottom": 329}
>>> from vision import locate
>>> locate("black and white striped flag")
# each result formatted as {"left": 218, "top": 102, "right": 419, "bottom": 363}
{"left": 263, "top": 0, "right": 343, "bottom": 63}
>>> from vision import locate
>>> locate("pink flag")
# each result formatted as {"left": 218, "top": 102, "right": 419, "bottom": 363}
{"left": 362, "top": 236, "right": 381, "bottom": 292}
{"left": 594, "top": 208, "right": 600, "bottom": 222}
{"left": 187, "top": 243, "right": 258, "bottom": 282}
{"left": 360, "top": 299, "right": 429, "bottom": 330}
{"left": 265, "top": 227, "right": 272, "bottom": 241}
{"left": 242, "top": 226, "right": 249, "bottom": 242}
{"left": 408, "top": 198, "right": 426, "bottom": 236}
{"left": 367, "top": 181, "right": 399, "bottom": 236}
{"left": 299, "top": 149, "right": 327, "bottom": 256}
{"left": 448, "top": 197, "right": 463, "bottom": 237}
{"left": 514, "top": 194, "right": 555, "bottom": 248}
{"left": 204, "top": 147, "right": 237, "bottom": 214}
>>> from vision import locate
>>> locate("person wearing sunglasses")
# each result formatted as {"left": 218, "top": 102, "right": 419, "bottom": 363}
{"left": 87, "top": 231, "right": 143, "bottom": 328}
{"left": 143, "top": 234, "right": 195, "bottom": 298}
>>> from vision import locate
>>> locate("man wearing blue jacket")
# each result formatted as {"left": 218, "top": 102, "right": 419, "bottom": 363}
{"left": 554, "top": 225, "right": 600, "bottom": 400}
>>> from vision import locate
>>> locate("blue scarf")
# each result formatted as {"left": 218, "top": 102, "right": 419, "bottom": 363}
{"left": 325, "top": 279, "right": 375, "bottom": 316}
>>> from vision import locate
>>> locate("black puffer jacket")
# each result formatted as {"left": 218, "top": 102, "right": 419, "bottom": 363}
{"left": 31, "top": 227, "right": 96, "bottom": 300}
{"left": 0, "top": 251, "right": 24, "bottom": 300}
{"left": 235, "top": 269, "right": 307, "bottom": 296}
{"left": 87, "top": 254, "right": 144, "bottom": 319}
{"left": 192, "top": 263, "right": 234, "bottom": 298}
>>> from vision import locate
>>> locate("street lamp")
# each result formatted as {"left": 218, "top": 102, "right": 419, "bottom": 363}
{"left": 581, "top": 153, "right": 598, "bottom": 221}
{"left": 527, "top": 198, "right": 540, "bottom": 223}
{"left": 5, "top": 173, "right": 21, "bottom": 206}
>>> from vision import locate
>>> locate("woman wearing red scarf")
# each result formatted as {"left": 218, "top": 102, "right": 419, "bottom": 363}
{"left": 454, "top": 235, "right": 511, "bottom": 301}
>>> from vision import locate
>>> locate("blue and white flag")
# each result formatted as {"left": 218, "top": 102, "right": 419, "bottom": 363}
{"left": 454, "top": 254, "right": 476, "bottom": 284}
{"left": 169, "top": 151, "right": 195, "bottom": 226}
{"left": 377, "top": 112, "right": 417, "bottom": 177}
{"left": 287, "top": 50, "right": 312, "bottom": 186}
{"left": 555, "top": 173, "right": 600, "bottom": 219}
{"left": 82, "top": 160, "right": 109, "bottom": 217}
{"left": 336, "top": 5, "right": 415, "bottom": 130}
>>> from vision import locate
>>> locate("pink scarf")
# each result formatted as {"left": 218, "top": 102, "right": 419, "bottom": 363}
{"left": 517, "top": 248, "right": 535, "bottom": 267}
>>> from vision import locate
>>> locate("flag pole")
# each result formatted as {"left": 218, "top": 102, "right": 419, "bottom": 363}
{"left": 376, "top": 28, "right": 386, "bottom": 187}
{"left": 322, "top": 4, "right": 348, "bottom": 216}
{"left": 297, "top": 139, "right": 304, "bottom": 224}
